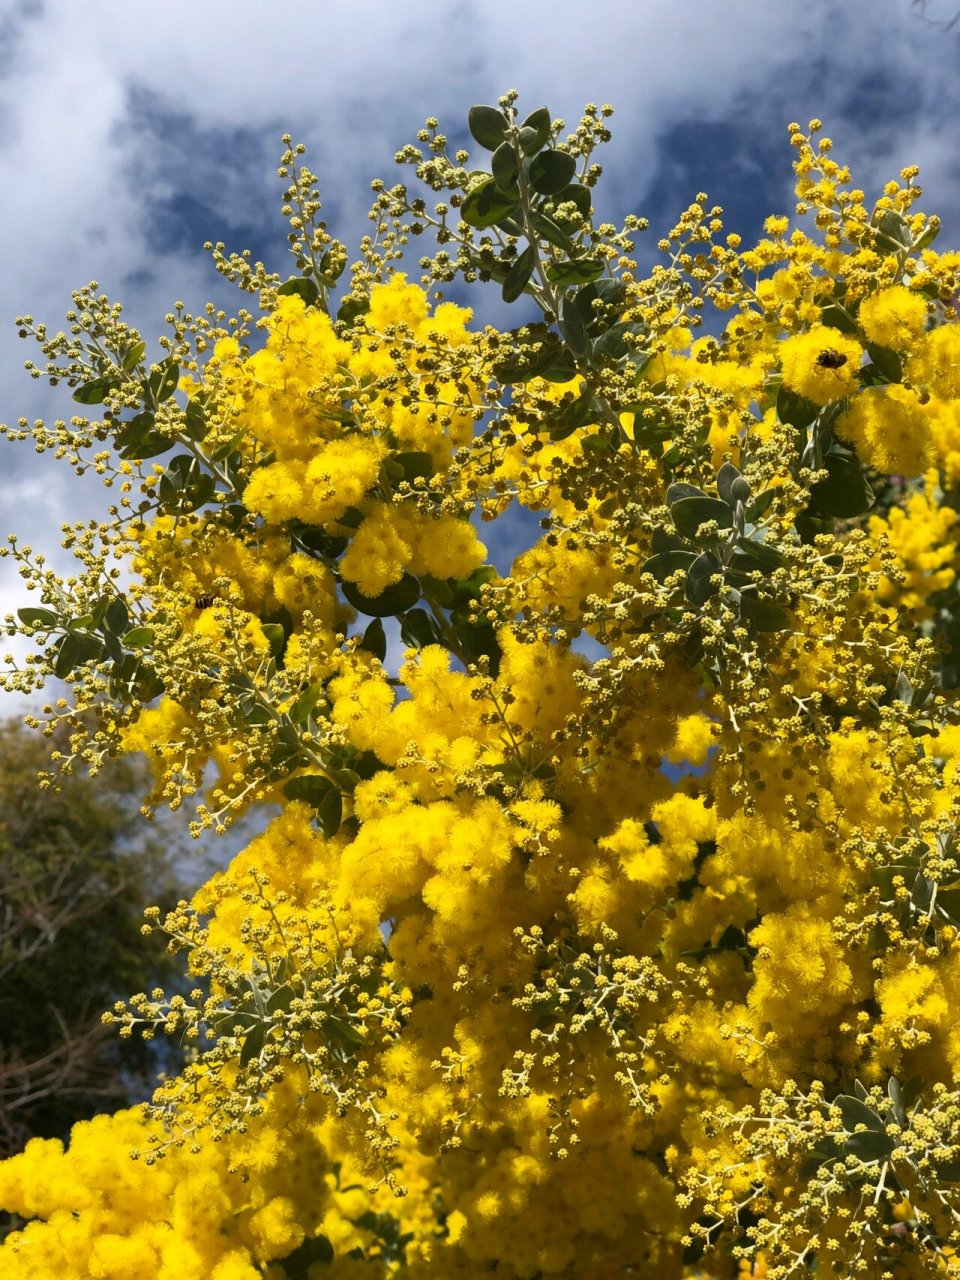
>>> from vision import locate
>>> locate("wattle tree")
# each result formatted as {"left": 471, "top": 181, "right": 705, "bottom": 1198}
{"left": 2, "top": 97, "right": 960, "bottom": 1278}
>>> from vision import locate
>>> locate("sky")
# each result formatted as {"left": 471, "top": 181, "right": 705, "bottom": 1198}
{"left": 1, "top": 0, "right": 960, "bottom": 691}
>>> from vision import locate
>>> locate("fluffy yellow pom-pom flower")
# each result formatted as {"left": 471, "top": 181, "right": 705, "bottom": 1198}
{"left": 858, "top": 284, "right": 928, "bottom": 350}
{"left": 779, "top": 324, "right": 861, "bottom": 405}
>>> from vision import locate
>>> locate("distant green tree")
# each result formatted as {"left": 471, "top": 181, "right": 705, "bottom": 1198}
{"left": 0, "top": 718, "right": 183, "bottom": 1157}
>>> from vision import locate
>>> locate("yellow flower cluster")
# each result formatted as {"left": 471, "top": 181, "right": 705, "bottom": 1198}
{"left": 219, "top": 279, "right": 487, "bottom": 596}
{"left": 0, "top": 1092, "right": 334, "bottom": 1280}
{"left": 867, "top": 474, "right": 959, "bottom": 620}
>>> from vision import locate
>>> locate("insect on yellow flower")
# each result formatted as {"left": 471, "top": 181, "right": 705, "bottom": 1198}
{"left": 815, "top": 347, "right": 848, "bottom": 370}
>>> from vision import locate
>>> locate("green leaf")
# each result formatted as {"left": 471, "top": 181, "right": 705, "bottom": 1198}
{"left": 491, "top": 141, "right": 519, "bottom": 192}
{"left": 686, "top": 552, "right": 722, "bottom": 605}
{"left": 640, "top": 551, "right": 696, "bottom": 582}
{"left": 502, "top": 245, "right": 536, "bottom": 304}
{"left": 326, "top": 766, "right": 361, "bottom": 791}
{"left": 533, "top": 212, "right": 577, "bottom": 255}
{"left": 119, "top": 431, "right": 172, "bottom": 461}
{"left": 103, "top": 597, "right": 129, "bottom": 636}
{"left": 240, "top": 697, "right": 273, "bottom": 727}
{"left": 864, "top": 342, "right": 902, "bottom": 384}
{"left": 738, "top": 594, "right": 790, "bottom": 632}
{"left": 447, "top": 565, "right": 497, "bottom": 608}
{"left": 820, "top": 302, "right": 860, "bottom": 336}
{"left": 227, "top": 671, "right": 256, "bottom": 696}
{"left": 289, "top": 522, "right": 344, "bottom": 559}
{"left": 239, "top": 1023, "right": 268, "bottom": 1069}
{"left": 540, "top": 349, "right": 578, "bottom": 382}
{"left": 574, "top": 278, "right": 625, "bottom": 326}
{"left": 72, "top": 376, "right": 119, "bottom": 405}
{"left": 453, "top": 616, "right": 502, "bottom": 677}
{"left": 494, "top": 329, "right": 567, "bottom": 383}
{"left": 53, "top": 632, "right": 102, "bottom": 678}
{"left": 843, "top": 1129, "right": 895, "bottom": 1162}
{"left": 911, "top": 873, "right": 935, "bottom": 913}
{"left": 492, "top": 213, "right": 524, "bottom": 239}
{"left": 176, "top": 475, "right": 215, "bottom": 511}
{"left": 545, "top": 258, "right": 604, "bottom": 287}
{"left": 122, "top": 625, "right": 155, "bottom": 648}
{"left": 729, "top": 540, "right": 785, "bottom": 573}
{"left": 887, "top": 1077, "right": 907, "bottom": 1129}
{"left": 716, "top": 462, "right": 742, "bottom": 506}
{"left": 287, "top": 682, "right": 322, "bottom": 725}
{"left": 811, "top": 454, "right": 874, "bottom": 519}
{"left": 337, "top": 295, "right": 370, "bottom": 326}
{"left": 580, "top": 432, "right": 614, "bottom": 456}
{"left": 550, "top": 388, "right": 598, "bottom": 440}
{"left": 327, "top": 1014, "right": 366, "bottom": 1046}
{"left": 319, "top": 248, "right": 346, "bottom": 283}
{"left": 183, "top": 396, "right": 208, "bottom": 441}
{"left": 798, "top": 1135, "right": 842, "bottom": 1178}
{"left": 266, "top": 984, "right": 296, "bottom": 1015}
{"left": 342, "top": 573, "right": 421, "bottom": 617}
{"left": 872, "top": 207, "right": 909, "bottom": 254}
{"left": 666, "top": 481, "right": 708, "bottom": 506}
{"left": 99, "top": 626, "right": 125, "bottom": 662}
{"left": 157, "top": 453, "right": 190, "bottom": 494}
{"left": 553, "top": 183, "right": 591, "bottom": 219}
{"left": 114, "top": 410, "right": 155, "bottom": 450}
{"left": 935, "top": 887, "right": 960, "bottom": 922}
{"left": 670, "top": 496, "right": 733, "bottom": 538}
{"left": 157, "top": 453, "right": 216, "bottom": 512}
{"left": 592, "top": 321, "right": 646, "bottom": 363}
{"left": 776, "top": 382, "right": 819, "bottom": 429}
{"left": 17, "top": 607, "right": 58, "bottom": 628}
{"left": 419, "top": 574, "right": 454, "bottom": 607}
{"left": 283, "top": 775, "right": 342, "bottom": 836}
{"left": 634, "top": 419, "right": 670, "bottom": 450}
{"left": 333, "top": 507, "right": 364, "bottom": 533}
{"left": 120, "top": 340, "right": 146, "bottom": 372}
{"left": 746, "top": 489, "right": 776, "bottom": 522}
{"left": 652, "top": 527, "right": 683, "bottom": 554}
{"left": 262, "top": 623, "right": 286, "bottom": 656}
{"left": 147, "top": 358, "right": 180, "bottom": 404}
{"left": 461, "top": 177, "right": 521, "bottom": 229}
{"left": 730, "top": 475, "right": 751, "bottom": 505}
{"left": 560, "top": 297, "right": 590, "bottom": 358}
{"left": 215, "top": 1009, "right": 257, "bottom": 1037}
{"left": 467, "top": 105, "right": 506, "bottom": 150}
{"left": 315, "top": 786, "right": 343, "bottom": 838}
{"left": 360, "top": 617, "right": 387, "bottom": 661}
{"left": 913, "top": 220, "right": 940, "bottom": 253}
{"left": 281, "top": 1234, "right": 335, "bottom": 1277}
{"left": 399, "top": 607, "right": 443, "bottom": 650}
{"left": 383, "top": 454, "right": 413, "bottom": 484}
{"left": 529, "top": 149, "right": 577, "bottom": 195}
{"left": 277, "top": 276, "right": 320, "bottom": 306}
{"left": 391, "top": 451, "right": 434, "bottom": 483}
{"left": 519, "top": 106, "right": 551, "bottom": 154}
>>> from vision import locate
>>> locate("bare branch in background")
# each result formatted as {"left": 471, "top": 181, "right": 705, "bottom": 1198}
{"left": 912, "top": 0, "right": 960, "bottom": 31}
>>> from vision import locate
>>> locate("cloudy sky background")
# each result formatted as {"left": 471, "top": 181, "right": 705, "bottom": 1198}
{"left": 1, "top": 0, "right": 960, "bottom": 698}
